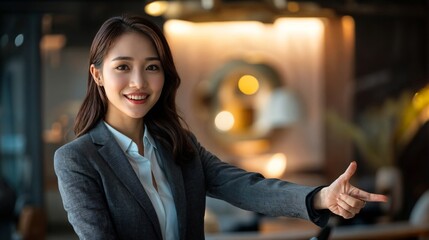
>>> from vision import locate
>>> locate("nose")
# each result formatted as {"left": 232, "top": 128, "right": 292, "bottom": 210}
{"left": 130, "top": 70, "right": 147, "bottom": 89}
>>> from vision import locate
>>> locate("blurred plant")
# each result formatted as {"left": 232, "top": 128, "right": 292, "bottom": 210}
{"left": 326, "top": 84, "right": 429, "bottom": 171}
{"left": 394, "top": 84, "right": 429, "bottom": 152}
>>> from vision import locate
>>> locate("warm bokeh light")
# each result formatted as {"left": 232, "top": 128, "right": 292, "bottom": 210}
{"left": 238, "top": 74, "right": 259, "bottom": 95}
{"left": 341, "top": 15, "right": 355, "bottom": 42}
{"left": 230, "top": 140, "right": 270, "bottom": 155}
{"left": 145, "top": 1, "right": 169, "bottom": 17}
{"left": 164, "top": 20, "right": 265, "bottom": 38}
{"left": 40, "top": 34, "right": 66, "bottom": 51}
{"left": 239, "top": 153, "right": 287, "bottom": 179}
{"left": 165, "top": 17, "right": 328, "bottom": 171}
{"left": 274, "top": 17, "right": 324, "bottom": 35}
{"left": 214, "top": 111, "right": 235, "bottom": 131}
{"left": 265, "top": 153, "right": 287, "bottom": 178}
{"left": 287, "top": 1, "right": 300, "bottom": 13}
{"left": 395, "top": 85, "right": 429, "bottom": 149}
{"left": 164, "top": 20, "right": 194, "bottom": 35}
{"left": 412, "top": 87, "right": 429, "bottom": 110}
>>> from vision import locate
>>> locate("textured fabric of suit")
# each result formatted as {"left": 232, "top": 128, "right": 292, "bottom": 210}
{"left": 54, "top": 121, "right": 328, "bottom": 240}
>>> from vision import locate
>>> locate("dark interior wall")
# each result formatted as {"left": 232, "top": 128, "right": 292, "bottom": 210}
{"left": 353, "top": 14, "right": 428, "bottom": 111}
{"left": 0, "top": 0, "right": 164, "bottom": 47}
{"left": 298, "top": 0, "right": 429, "bottom": 110}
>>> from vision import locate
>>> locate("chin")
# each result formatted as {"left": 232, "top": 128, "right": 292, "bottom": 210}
{"left": 125, "top": 112, "right": 147, "bottom": 119}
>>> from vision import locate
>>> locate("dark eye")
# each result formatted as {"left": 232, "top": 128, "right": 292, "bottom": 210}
{"left": 116, "top": 64, "right": 130, "bottom": 71}
{"left": 146, "top": 64, "right": 160, "bottom": 71}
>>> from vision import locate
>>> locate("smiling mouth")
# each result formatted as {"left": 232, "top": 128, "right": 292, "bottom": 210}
{"left": 124, "top": 94, "right": 148, "bottom": 101}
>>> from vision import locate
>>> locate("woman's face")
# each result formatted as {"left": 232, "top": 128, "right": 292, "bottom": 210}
{"left": 91, "top": 32, "right": 164, "bottom": 125}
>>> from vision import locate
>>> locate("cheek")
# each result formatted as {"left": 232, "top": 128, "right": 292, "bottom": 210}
{"left": 153, "top": 77, "right": 165, "bottom": 93}
{"left": 158, "top": 80, "right": 165, "bottom": 92}
{"left": 104, "top": 74, "right": 128, "bottom": 92}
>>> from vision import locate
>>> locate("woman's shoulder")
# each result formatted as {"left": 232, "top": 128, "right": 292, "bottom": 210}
{"left": 55, "top": 133, "right": 94, "bottom": 157}
{"left": 53, "top": 132, "right": 103, "bottom": 177}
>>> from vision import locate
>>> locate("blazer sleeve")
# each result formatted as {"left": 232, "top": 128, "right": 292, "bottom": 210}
{"left": 54, "top": 142, "right": 118, "bottom": 239}
{"left": 191, "top": 136, "right": 330, "bottom": 227}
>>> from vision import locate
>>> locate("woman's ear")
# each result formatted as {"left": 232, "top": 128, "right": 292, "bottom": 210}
{"left": 90, "top": 64, "right": 103, "bottom": 86}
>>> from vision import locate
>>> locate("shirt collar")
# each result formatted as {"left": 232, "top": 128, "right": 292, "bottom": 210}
{"left": 103, "top": 121, "right": 157, "bottom": 153}
{"left": 143, "top": 126, "right": 157, "bottom": 150}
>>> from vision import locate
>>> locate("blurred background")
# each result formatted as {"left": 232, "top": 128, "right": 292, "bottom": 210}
{"left": 0, "top": 0, "right": 428, "bottom": 239}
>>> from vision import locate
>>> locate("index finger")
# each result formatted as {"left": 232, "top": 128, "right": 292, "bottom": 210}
{"left": 352, "top": 189, "right": 388, "bottom": 203}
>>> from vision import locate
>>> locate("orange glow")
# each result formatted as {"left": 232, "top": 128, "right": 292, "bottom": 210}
{"left": 238, "top": 74, "right": 259, "bottom": 95}
{"left": 240, "top": 153, "right": 288, "bottom": 178}
{"left": 287, "top": 2, "right": 300, "bottom": 13}
{"left": 163, "top": 20, "right": 194, "bottom": 35}
{"left": 145, "top": 1, "right": 169, "bottom": 17}
{"left": 274, "top": 17, "right": 324, "bottom": 35}
{"left": 40, "top": 34, "right": 66, "bottom": 51}
{"left": 164, "top": 20, "right": 265, "bottom": 37}
{"left": 341, "top": 15, "right": 355, "bottom": 43}
{"left": 164, "top": 17, "right": 331, "bottom": 170}
{"left": 266, "top": 153, "right": 287, "bottom": 178}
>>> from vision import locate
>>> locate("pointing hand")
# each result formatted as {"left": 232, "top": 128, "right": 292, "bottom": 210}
{"left": 314, "top": 161, "right": 388, "bottom": 219}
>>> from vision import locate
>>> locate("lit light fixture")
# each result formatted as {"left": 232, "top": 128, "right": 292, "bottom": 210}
{"left": 214, "top": 111, "right": 235, "bottom": 132}
{"left": 145, "top": 0, "right": 170, "bottom": 17}
{"left": 238, "top": 74, "right": 259, "bottom": 95}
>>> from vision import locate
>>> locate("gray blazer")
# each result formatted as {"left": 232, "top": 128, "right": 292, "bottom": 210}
{"left": 54, "top": 121, "right": 328, "bottom": 240}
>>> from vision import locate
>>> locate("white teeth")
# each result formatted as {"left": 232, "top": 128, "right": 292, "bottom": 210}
{"left": 126, "top": 95, "right": 147, "bottom": 100}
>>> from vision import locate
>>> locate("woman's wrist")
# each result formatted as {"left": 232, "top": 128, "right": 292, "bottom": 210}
{"left": 313, "top": 187, "right": 327, "bottom": 210}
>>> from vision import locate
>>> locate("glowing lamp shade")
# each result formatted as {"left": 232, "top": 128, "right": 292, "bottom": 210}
{"left": 238, "top": 74, "right": 259, "bottom": 95}
{"left": 214, "top": 111, "right": 235, "bottom": 132}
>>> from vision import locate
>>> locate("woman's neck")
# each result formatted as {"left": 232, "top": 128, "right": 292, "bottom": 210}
{"left": 105, "top": 117, "right": 144, "bottom": 145}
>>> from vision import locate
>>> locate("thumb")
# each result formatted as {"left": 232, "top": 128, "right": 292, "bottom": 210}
{"left": 341, "top": 161, "right": 357, "bottom": 181}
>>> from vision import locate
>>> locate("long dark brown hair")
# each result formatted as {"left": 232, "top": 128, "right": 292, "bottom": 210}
{"left": 74, "top": 15, "right": 194, "bottom": 163}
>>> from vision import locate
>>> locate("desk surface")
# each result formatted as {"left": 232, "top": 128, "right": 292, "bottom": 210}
{"left": 206, "top": 221, "right": 429, "bottom": 240}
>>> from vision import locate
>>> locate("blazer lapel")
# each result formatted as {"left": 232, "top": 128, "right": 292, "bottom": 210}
{"left": 156, "top": 145, "right": 187, "bottom": 240}
{"left": 89, "top": 122, "right": 163, "bottom": 239}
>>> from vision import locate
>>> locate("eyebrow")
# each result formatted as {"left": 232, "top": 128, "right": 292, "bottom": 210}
{"left": 111, "top": 56, "right": 161, "bottom": 61}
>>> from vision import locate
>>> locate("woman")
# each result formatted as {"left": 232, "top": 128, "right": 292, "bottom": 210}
{"left": 54, "top": 15, "right": 387, "bottom": 240}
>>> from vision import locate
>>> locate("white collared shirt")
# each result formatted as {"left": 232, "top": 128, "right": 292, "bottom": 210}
{"left": 104, "top": 122, "right": 179, "bottom": 240}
